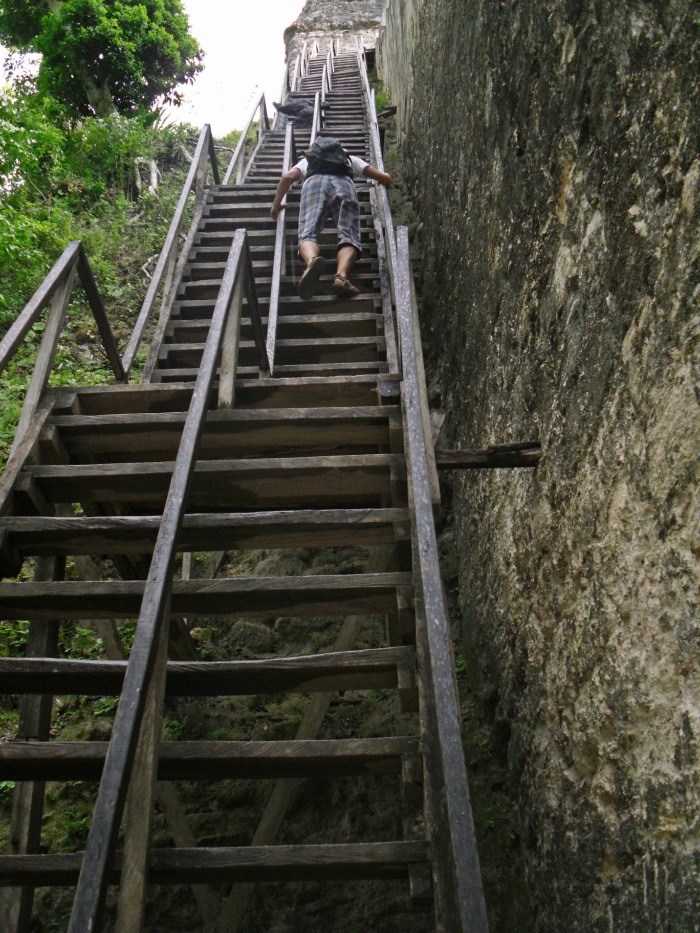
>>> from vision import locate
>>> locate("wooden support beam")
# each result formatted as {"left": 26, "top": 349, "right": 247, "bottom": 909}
{"left": 435, "top": 441, "right": 542, "bottom": 470}
{"left": 0, "top": 842, "right": 430, "bottom": 887}
{"left": 114, "top": 602, "right": 169, "bottom": 933}
{"left": 0, "top": 646, "right": 417, "bottom": 700}
{"left": 67, "top": 231, "right": 253, "bottom": 932}
{"left": 0, "top": 556, "right": 64, "bottom": 933}
{"left": 0, "top": 572, "right": 411, "bottom": 621}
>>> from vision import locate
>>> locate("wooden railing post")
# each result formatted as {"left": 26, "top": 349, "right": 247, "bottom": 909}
{"left": 311, "top": 91, "right": 321, "bottom": 145}
{"left": 266, "top": 123, "right": 295, "bottom": 376}
{"left": 122, "top": 125, "right": 213, "bottom": 377}
{"left": 394, "top": 226, "right": 488, "bottom": 933}
{"left": 66, "top": 230, "right": 255, "bottom": 933}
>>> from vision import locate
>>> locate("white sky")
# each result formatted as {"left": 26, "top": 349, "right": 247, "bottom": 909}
{"left": 1, "top": 0, "right": 307, "bottom": 137}
{"left": 171, "top": 0, "right": 306, "bottom": 136}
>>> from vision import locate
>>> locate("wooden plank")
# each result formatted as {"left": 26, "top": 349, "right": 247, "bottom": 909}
{"left": 22, "top": 454, "right": 404, "bottom": 509}
{"left": 0, "top": 395, "right": 57, "bottom": 519}
{"left": 369, "top": 185, "right": 399, "bottom": 375}
{"left": 0, "top": 242, "right": 80, "bottom": 375}
{"left": 0, "top": 737, "right": 418, "bottom": 782}
{"left": 122, "top": 125, "right": 214, "bottom": 378}
{"left": 76, "top": 245, "right": 126, "bottom": 383}
{"left": 435, "top": 443, "right": 542, "bottom": 469}
{"left": 66, "top": 230, "right": 252, "bottom": 932}
{"left": 0, "top": 842, "right": 429, "bottom": 887}
{"left": 211, "top": 606, "right": 373, "bottom": 931}
{"left": 0, "top": 556, "right": 63, "bottom": 933}
{"left": 0, "top": 572, "right": 410, "bottom": 620}
{"left": 217, "top": 263, "right": 244, "bottom": 407}
{"left": 395, "top": 227, "right": 487, "bottom": 932}
{"left": 0, "top": 508, "right": 407, "bottom": 562}
{"left": 266, "top": 122, "right": 294, "bottom": 375}
{"left": 0, "top": 646, "right": 415, "bottom": 697}
{"left": 114, "top": 599, "right": 169, "bottom": 933}
{"left": 10, "top": 261, "right": 78, "bottom": 459}
{"left": 141, "top": 195, "right": 209, "bottom": 384}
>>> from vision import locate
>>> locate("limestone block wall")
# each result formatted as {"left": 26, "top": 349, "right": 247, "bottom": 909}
{"left": 284, "top": 0, "right": 384, "bottom": 70}
{"left": 378, "top": 2, "right": 700, "bottom": 931}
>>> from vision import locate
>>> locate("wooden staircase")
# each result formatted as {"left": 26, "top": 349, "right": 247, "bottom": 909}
{"left": 0, "top": 39, "right": 489, "bottom": 933}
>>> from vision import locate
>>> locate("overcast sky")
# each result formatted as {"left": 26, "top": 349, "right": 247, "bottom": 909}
{"left": 172, "top": 0, "right": 306, "bottom": 136}
{"left": 1, "top": 0, "right": 307, "bottom": 137}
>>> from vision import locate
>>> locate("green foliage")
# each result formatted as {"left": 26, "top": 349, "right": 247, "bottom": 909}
{"left": 0, "top": 79, "right": 197, "bottom": 461}
{"left": 0, "top": 0, "right": 203, "bottom": 117}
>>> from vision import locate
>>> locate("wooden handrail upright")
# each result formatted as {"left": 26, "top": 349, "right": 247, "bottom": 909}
{"left": 66, "top": 230, "right": 254, "bottom": 932}
{"left": 310, "top": 91, "right": 322, "bottom": 145}
{"left": 266, "top": 123, "right": 295, "bottom": 375}
{"left": 394, "top": 226, "right": 488, "bottom": 933}
{"left": 223, "top": 94, "right": 271, "bottom": 186}
{"left": 122, "top": 125, "right": 218, "bottom": 378}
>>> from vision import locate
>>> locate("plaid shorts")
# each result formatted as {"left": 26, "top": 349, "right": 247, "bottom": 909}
{"left": 298, "top": 174, "right": 362, "bottom": 256}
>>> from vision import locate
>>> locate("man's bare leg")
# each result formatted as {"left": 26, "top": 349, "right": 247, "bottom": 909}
{"left": 300, "top": 240, "right": 320, "bottom": 268}
{"left": 332, "top": 245, "right": 360, "bottom": 295}
{"left": 298, "top": 239, "right": 327, "bottom": 300}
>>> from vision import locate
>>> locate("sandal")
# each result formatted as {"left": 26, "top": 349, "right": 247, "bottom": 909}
{"left": 298, "top": 255, "right": 328, "bottom": 300}
{"left": 331, "top": 274, "right": 360, "bottom": 297}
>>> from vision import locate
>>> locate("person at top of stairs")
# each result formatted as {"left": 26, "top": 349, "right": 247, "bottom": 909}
{"left": 270, "top": 134, "right": 392, "bottom": 299}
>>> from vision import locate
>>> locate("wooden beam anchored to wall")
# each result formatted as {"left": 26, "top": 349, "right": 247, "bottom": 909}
{"left": 435, "top": 441, "right": 542, "bottom": 470}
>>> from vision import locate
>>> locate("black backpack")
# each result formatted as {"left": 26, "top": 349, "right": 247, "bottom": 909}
{"left": 305, "top": 136, "right": 353, "bottom": 179}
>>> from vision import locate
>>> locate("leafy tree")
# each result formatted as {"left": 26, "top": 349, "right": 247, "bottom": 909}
{"left": 0, "top": 0, "right": 203, "bottom": 117}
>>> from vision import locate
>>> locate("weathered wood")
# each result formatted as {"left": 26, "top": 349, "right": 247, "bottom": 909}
{"left": 114, "top": 599, "right": 169, "bottom": 933}
{"left": 223, "top": 94, "right": 270, "bottom": 186}
{"left": 266, "top": 122, "right": 295, "bottom": 375}
{"left": 155, "top": 782, "right": 222, "bottom": 927}
{"left": 141, "top": 195, "right": 209, "bottom": 384}
{"left": 211, "top": 561, "right": 394, "bottom": 932}
{"left": 21, "top": 453, "right": 405, "bottom": 511}
{"left": 217, "top": 264, "right": 244, "bottom": 408}
{"left": 0, "top": 572, "right": 410, "bottom": 620}
{"left": 122, "top": 125, "right": 215, "bottom": 378}
{"left": 67, "top": 230, "right": 252, "bottom": 932}
{"left": 0, "top": 646, "right": 415, "bottom": 698}
{"left": 369, "top": 185, "right": 400, "bottom": 374}
{"left": 435, "top": 444, "right": 542, "bottom": 469}
{"left": 76, "top": 245, "right": 126, "bottom": 382}
{"left": 395, "top": 226, "right": 488, "bottom": 932}
{"left": 10, "top": 262, "right": 78, "bottom": 459}
{"left": 0, "top": 508, "right": 407, "bottom": 564}
{"left": 0, "top": 243, "right": 80, "bottom": 376}
{"left": 0, "top": 396, "right": 58, "bottom": 521}
{"left": 0, "top": 556, "right": 63, "bottom": 933}
{"left": 0, "top": 737, "right": 417, "bottom": 782}
{"left": 0, "top": 841, "right": 429, "bottom": 887}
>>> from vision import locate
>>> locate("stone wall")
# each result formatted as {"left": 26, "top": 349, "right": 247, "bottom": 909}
{"left": 284, "top": 0, "right": 384, "bottom": 63}
{"left": 378, "top": 2, "right": 700, "bottom": 931}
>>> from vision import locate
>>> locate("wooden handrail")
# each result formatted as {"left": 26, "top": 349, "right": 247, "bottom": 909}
{"left": 357, "top": 46, "right": 400, "bottom": 338}
{"left": 0, "top": 240, "right": 125, "bottom": 455}
{"left": 122, "top": 125, "right": 219, "bottom": 379}
{"left": 266, "top": 123, "right": 296, "bottom": 375}
{"left": 223, "top": 94, "right": 270, "bottom": 186}
{"left": 394, "top": 226, "right": 488, "bottom": 933}
{"left": 310, "top": 90, "right": 322, "bottom": 145}
{"left": 67, "top": 230, "right": 255, "bottom": 932}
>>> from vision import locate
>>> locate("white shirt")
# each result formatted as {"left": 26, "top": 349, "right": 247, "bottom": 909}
{"left": 293, "top": 155, "right": 369, "bottom": 182}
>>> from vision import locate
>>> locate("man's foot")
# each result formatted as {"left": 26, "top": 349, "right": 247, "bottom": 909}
{"left": 331, "top": 274, "right": 360, "bottom": 297}
{"left": 298, "top": 255, "right": 328, "bottom": 300}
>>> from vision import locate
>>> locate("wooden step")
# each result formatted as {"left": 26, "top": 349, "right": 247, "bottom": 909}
{"left": 18, "top": 453, "right": 407, "bottom": 509}
{"left": 0, "top": 646, "right": 417, "bottom": 703}
{"left": 0, "top": 571, "right": 412, "bottom": 619}
{"left": 0, "top": 841, "right": 429, "bottom": 886}
{"left": 0, "top": 507, "right": 408, "bottom": 560}
{"left": 47, "top": 406, "right": 398, "bottom": 462}
{"left": 0, "top": 737, "right": 419, "bottom": 781}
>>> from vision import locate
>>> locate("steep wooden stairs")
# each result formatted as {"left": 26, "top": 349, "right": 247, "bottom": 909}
{"left": 0, "top": 39, "right": 494, "bottom": 933}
